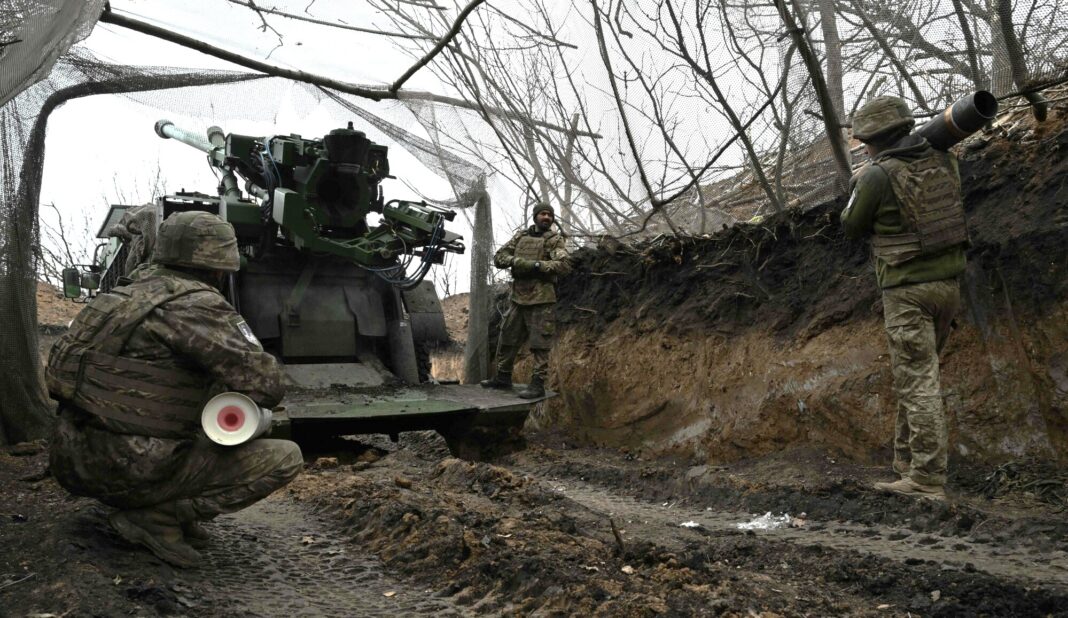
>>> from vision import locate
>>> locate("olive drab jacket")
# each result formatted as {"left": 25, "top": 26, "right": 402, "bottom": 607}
{"left": 842, "top": 134, "right": 967, "bottom": 289}
{"left": 46, "top": 263, "right": 285, "bottom": 439}
{"left": 493, "top": 226, "right": 571, "bottom": 305}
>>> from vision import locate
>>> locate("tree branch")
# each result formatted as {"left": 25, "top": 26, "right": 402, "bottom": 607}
{"left": 100, "top": 8, "right": 391, "bottom": 99}
{"left": 590, "top": 0, "right": 657, "bottom": 209}
{"left": 852, "top": 7, "right": 934, "bottom": 112}
{"left": 390, "top": 0, "right": 486, "bottom": 94}
{"left": 98, "top": 7, "right": 598, "bottom": 137}
{"left": 223, "top": 0, "right": 436, "bottom": 40}
{"left": 486, "top": 4, "right": 577, "bottom": 49}
{"left": 653, "top": 79, "right": 783, "bottom": 210}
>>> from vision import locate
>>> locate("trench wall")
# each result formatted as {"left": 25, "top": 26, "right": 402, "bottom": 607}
{"left": 542, "top": 112, "right": 1068, "bottom": 466}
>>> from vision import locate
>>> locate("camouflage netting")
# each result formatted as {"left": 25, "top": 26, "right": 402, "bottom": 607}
{"left": 2, "top": 0, "right": 1067, "bottom": 442}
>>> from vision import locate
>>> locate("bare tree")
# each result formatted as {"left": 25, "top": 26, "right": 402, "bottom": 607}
{"left": 36, "top": 203, "right": 94, "bottom": 286}
{"left": 776, "top": 0, "right": 851, "bottom": 194}
{"left": 995, "top": 0, "right": 1049, "bottom": 119}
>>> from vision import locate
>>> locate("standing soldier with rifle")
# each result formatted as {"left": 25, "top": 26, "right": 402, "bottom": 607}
{"left": 481, "top": 203, "right": 571, "bottom": 399}
{"left": 47, "top": 211, "right": 303, "bottom": 567}
{"left": 842, "top": 96, "right": 972, "bottom": 501}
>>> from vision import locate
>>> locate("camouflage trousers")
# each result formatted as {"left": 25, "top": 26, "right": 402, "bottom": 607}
{"left": 495, "top": 302, "right": 555, "bottom": 381}
{"left": 51, "top": 407, "right": 302, "bottom": 523}
{"left": 882, "top": 278, "right": 960, "bottom": 487}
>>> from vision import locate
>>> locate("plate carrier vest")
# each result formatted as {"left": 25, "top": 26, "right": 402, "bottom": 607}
{"left": 870, "top": 150, "right": 969, "bottom": 266}
{"left": 46, "top": 275, "right": 218, "bottom": 438}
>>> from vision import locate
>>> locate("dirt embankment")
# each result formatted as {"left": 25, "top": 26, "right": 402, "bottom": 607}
{"left": 36, "top": 282, "right": 82, "bottom": 328}
{"left": 429, "top": 293, "right": 468, "bottom": 382}
{"left": 546, "top": 103, "right": 1068, "bottom": 467}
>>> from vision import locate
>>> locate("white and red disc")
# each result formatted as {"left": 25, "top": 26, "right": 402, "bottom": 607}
{"left": 201, "top": 392, "right": 272, "bottom": 446}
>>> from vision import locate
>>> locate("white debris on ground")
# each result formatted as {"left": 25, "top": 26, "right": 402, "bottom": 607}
{"left": 679, "top": 521, "right": 701, "bottom": 528}
{"left": 735, "top": 512, "right": 806, "bottom": 530}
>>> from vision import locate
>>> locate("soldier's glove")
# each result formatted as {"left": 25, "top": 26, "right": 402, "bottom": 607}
{"left": 511, "top": 258, "right": 536, "bottom": 274}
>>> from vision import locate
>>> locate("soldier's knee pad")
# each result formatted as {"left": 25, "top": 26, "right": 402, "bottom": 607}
{"left": 279, "top": 441, "right": 304, "bottom": 479}
{"left": 256, "top": 439, "right": 303, "bottom": 481}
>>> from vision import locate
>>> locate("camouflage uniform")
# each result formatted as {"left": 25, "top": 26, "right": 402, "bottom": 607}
{"left": 105, "top": 203, "right": 159, "bottom": 276}
{"left": 843, "top": 97, "right": 967, "bottom": 492}
{"left": 47, "top": 212, "right": 301, "bottom": 566}
{"left": 487, "top": 206, "right": 571, "bottom": 394}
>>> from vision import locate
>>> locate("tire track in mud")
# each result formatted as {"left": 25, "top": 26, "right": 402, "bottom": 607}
{"left": 171, "top": 495, "right": 467, "bottom": 617}
{"left": 539, "top": 477, "right": 1068, "bottom": 591}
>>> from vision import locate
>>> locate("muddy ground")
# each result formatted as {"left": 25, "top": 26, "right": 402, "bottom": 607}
{"left": 3, "top": 431, "right": 1068, "bottom": 617}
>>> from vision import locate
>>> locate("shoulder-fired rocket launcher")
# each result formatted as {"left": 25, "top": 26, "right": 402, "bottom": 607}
{"left": 915, "top": 90, "right": 999, "bottom": 151}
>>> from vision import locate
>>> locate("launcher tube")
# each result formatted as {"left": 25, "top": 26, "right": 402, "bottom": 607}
{"left": 916, "top": 91, "right": 998, "bottom": 150}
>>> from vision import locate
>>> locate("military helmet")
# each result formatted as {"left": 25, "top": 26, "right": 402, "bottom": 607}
{"left": 852, "top": 96, "right": 915, "bottom": 142}
{"left": 153, "top": 211, "right": 240, "bottom": 272}
{"left": 532, "top": 202, "right": 554, "bottom": 220}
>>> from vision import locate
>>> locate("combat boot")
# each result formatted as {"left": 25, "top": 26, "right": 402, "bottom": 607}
{"left": 181, "top": 520, "right": 212, "bottom": 549}
{"left": 517, "top": 376, "right": 545, "bottom": 399}
{"left": 480, "top": 372, "right": 513, "bottom": 390}
{"left": 873, "top": 477, "right": 945, "bottom": 502}
{"left": 109, "top": 508, "right": 202, "bottom": 568}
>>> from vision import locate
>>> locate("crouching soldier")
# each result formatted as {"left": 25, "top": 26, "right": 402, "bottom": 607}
{"left": 481, "top": 203, "right": 571, "bottom": 399}
{"left": 842, "top": 96, "right": 969, "bottom": 501}
{"left": 47, "top": 211, "right": 303, "bottom": 567}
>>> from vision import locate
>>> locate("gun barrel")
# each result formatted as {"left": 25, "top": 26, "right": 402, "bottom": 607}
{"left": 154, "top": 119, "right": 213, "bottom": 153}
{"left": 916, "top": 91, "right": 998, "bottom": 150}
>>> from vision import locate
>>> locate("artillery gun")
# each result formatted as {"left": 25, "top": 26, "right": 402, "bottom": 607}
{"left": 62, "top": 120, "right": 539, "bottom": 459}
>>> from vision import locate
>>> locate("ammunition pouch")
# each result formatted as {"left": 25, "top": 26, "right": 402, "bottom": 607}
{"left": 871, "top": 233, "right": 922, "bottom": 267}
{"left": 49, "top": 350, "right": 210, "bottom": 438}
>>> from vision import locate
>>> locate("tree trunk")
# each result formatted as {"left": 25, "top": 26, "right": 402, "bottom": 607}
{"left": 559, "top": 113, "right": 581, "bottom": 233}
{"left": 463, "top": 177, "right": 494, "bottom": 384}
{"left": 950, "top": 0, "right": 986, "bottom": 91}
{"left": 995, "top": 0, "right": 1048, "bottom": 120}
{"left": 777, "top": 0, "right": 851, "bottom": 196}
{"left": 816, "top": 0, "right": 844, "bottom": 123}
{"left": 816, "top": 0, "right": 851, "bottom": 171}
{"left": 523, "top": 124, "right": 553, "bottom": 205}
{"left": 986, "top": 0, "right": 1013, "bottom": 96}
